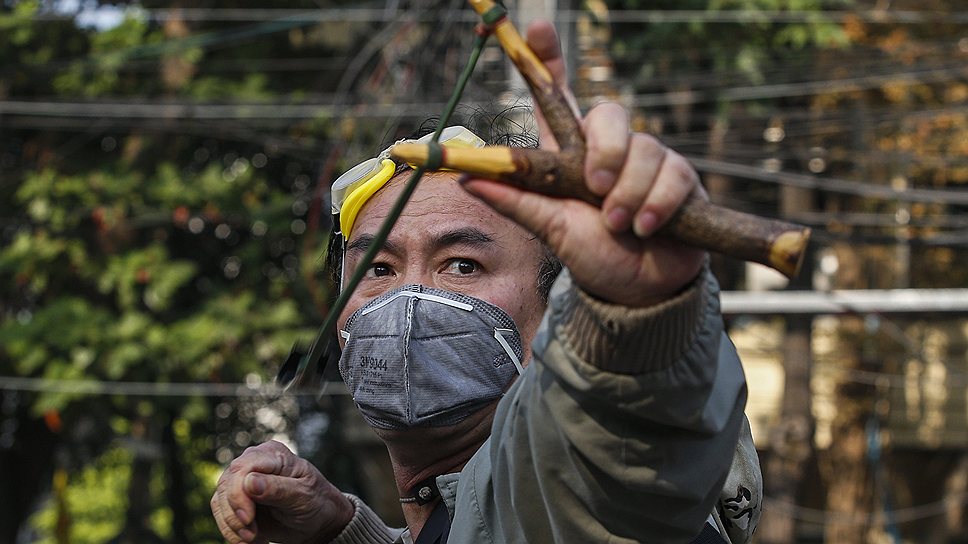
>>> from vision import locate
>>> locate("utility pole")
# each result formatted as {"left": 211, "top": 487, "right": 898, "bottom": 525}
{"left": 507, "top": 0, "right": 563, "bottom": 93}
{"left": 757, "top": 142, "right": 817, "bottom": 544}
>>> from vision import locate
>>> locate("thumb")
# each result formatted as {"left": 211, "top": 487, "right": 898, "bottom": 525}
{"left": 244, "top": 472, "right": 302, "bottom": 508}
{"left": 459, "top": 178, "right": 591, "bottom": 259}
{"left": 525, "top": 20, "right": 582, "bottom": 152}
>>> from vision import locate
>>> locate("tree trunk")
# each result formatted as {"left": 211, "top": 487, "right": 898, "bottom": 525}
{"left": 821, "top": 318, "right": 876, "bottom": 544}
{"left": 163, "top": 412, "right": 189, "bottom": 544}
{"left": 758, "top": 166, "right": 817, "bottom": 543}
{"left": 759, "top": 315, "right": 814, "bottom": 543}
{"left": 823, "top": 415, "right": 873, "bottom": 543}
{"left": 111, "top": 416, "right": 164, "bottom": 544}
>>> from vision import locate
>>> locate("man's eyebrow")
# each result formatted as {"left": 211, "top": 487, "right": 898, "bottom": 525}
{"left": 345, "top": 234, "right": 401, "bottom": 256}
{"left": 431, "top": 227, "right": 497, "bottom": 252}
{"left": 345, "top": 228, "right": 497, "bottom": 257}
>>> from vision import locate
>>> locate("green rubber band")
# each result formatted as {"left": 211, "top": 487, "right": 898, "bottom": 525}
{"left": 292, "top": 33, "right": 492, "bottom": 386}
{"left": 481, "top": 5, "right": 507, "bottom": 26}
{"left": 425, "top": 142, "right": 444, "bottom": 171}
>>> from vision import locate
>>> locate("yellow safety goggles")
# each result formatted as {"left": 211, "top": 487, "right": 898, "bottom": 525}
{"left": 331, "top": 126, "right": 486, "bottom": 240}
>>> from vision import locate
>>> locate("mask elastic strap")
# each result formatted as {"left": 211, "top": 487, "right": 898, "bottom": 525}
{"left": 493, "top": 328, "right": 524, "bottom": 375}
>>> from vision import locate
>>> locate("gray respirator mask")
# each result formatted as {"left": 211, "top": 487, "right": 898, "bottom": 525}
{"left": 338, "top": 285, "right": 525, "bottom": 430}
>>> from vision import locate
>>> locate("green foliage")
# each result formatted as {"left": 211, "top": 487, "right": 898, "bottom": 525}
{"left": 0, "top": 2, "right": 347, "bottom": 541}
{"left": 30, "top": 448, "right": 132, "bottom": 544}
{"left": 606, "top": 0, "right": 851, "bottom": 90}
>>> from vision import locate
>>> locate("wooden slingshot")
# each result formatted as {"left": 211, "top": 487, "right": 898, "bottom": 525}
{"left": 391, "top": 0, "right": 811, "bottom": 278}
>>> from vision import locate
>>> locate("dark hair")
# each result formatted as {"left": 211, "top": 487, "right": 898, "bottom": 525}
{"left": 324, "top": 113, "right": 562, "bottom": 304}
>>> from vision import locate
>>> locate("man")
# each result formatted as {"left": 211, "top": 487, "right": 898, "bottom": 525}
{"left": 211, "top": 21, "right": 761, "bottom": 544}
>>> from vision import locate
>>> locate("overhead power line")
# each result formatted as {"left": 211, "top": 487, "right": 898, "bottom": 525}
{"left": 629, "top": 64, "right": 968, "bottom": 108}
{"left": 765, "top": 492, "right": 968, "bottom": 526}
{"left": 0, "top": 99, "right": 454, "bottom": 119}
{"left": 0, "top": 375, "right": 349, "bottom": 397}
{"left": 688, "top": 156, "right": 968, "bottom": 205}
{"left": 29, "top": 8, "right": 968, "bottom": 25}
{"left": 720, "top": 288, "right": 968, "bottom": 315}
{"left": 3, "top": 60, "right": 964, "bottom": 118}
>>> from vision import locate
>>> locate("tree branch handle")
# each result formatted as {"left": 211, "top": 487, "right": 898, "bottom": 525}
{"left": 463, "top": 0, "right": 810, "bottom": 278}
{"left": 392, "top": 145, "right": 810, "bottom": 278}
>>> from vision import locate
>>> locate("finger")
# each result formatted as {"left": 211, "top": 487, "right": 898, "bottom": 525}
{"left": 583, "top": 103, "right": 631, "bottom": 196}
{"left": 459, "top": 178, "right": 589, "bottom": 265}
{"left": 633, "top": 151, "right": 700, "bottom": 238}
{"left": 525, "top": 20, "right": 581, "bottom": 150}
{"left": 526, "top": 20, "right": 567, "bottom": 86}
{"left": 231, "top": 441, "right": 297, "bottom": 477}
{"left": 244, "top": 471, "right": 310, "bottom": 509}
{"left": 216, "top": 442, "right": 295, "bottom": 537}
{"left": 211, "top": 490, "right": 251, "bottom": 544}
{"left": 213, "top": 474, "right": 257, "bottom": 538}
{"left": 600, "top": 133, "right": 667, "bottom": 233}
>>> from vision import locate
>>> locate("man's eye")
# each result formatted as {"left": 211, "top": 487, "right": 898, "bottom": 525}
{"left": 446, "top": 259, "right": 479, "bottom": 275}
{"left": 369, "top": 263, "right": 393, "bottom": 277}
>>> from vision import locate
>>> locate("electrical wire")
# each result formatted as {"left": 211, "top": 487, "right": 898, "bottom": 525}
{"left": 0, "top": 375, "right": 347, "bottom": 397}
{"left": 687, "top": 156, "right": 968, "bottom": 205}
{"left": 4, "top": 59, "right": 964, "bottom": 116}
{"left": 764, "top": 491, "right": 968, "bottom": 525}
{"left": 26, "top": 8, "right": 968, "bottom": 25}
{"left": 627, "top": 63, "right": 968, "bottom": 108}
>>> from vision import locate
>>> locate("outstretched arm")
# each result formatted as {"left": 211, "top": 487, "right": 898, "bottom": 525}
{"left": 452, "top": 20, "right": 754, "bottom": 543}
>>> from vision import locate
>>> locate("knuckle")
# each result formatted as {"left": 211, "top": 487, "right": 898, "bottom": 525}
{"left": 217, "top": 522, "right": 239, "bottom": 544}
{"left": 588, "top": 143, "right": 625, "bottom": 169}
{"left": 588, "top": 100, "right": 627, "bottom": 120}
{"left": 265, "top": 439, "right": 286, "bottom": 450}
{"left": 538, "top": 204, "right": 570, "bottom": 250}
{"left": 219, "top": 504, "right": 246, "bottom": 531}
{"left": 607, "top": 176, "right": 649, "bottom": 207}
{"left": 664, "top": 153, "right": 698, "bottom": 185}
{"left": 228, "top": 459, "right": 246, "bottom": 474}
{"left": 630, "top": 133, "right": 666, "bottom": 163}
{"left": 631, "top": 132, "right": 662, "bottom": 149}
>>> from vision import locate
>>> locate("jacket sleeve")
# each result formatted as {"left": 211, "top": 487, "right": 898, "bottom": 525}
{"left": 330, "top": 494, "right": 405, "bottom": 544}
{"left": 451, "top": 267, "right": 750, "bottom": 543}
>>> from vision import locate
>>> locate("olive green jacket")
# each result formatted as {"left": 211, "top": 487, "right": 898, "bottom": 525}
{"left": 334, "top": 269, "right": 762, "bottom": 543}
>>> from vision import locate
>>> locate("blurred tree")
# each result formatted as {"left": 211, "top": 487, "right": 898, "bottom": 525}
{"left": 598, "top": 1, "right": 967, "bottom": 542}
{"left": 1, "top": 0, "right": 516, "bottom": 540}
{"left": 599, "top": 1, "right": 850, "bottom": 542}
{"left": 807, "top": 2, "right": 968, "bottom": 542}
{"left": 0, "top": 1, "right": 343, "bottom": 541}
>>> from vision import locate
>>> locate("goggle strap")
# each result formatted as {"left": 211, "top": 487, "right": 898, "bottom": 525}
{"left": 339, "top": 238, "right": 346, "bottom": 293}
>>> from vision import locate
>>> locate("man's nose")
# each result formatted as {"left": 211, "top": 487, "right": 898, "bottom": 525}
{"left": 398, "top": 265, "right": 436, "bottom": 290}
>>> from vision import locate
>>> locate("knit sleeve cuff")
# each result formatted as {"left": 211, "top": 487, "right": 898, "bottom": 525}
{"left": 330, "top": 494, "right": 403, "bottom": 544}
{"left": 552, "top": 267, "right": 712, "bottom": 375}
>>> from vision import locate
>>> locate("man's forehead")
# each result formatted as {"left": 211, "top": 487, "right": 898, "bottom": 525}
{"left": 345, "top": 173, "right": 543, "bottom": 261}
{"left": 353, "top": 172, "right": 511, "bottom": 234}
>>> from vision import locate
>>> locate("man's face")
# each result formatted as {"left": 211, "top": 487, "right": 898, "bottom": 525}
{"left": 336, "top": 171, "right": 548, "bottom": 360}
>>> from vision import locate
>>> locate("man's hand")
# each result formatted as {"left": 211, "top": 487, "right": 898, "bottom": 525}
{"left": 460, "top": 21, "right": 706, "bottom": 307}
{"left": 210, "top": 440, "right": 354, "bottom": 544}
